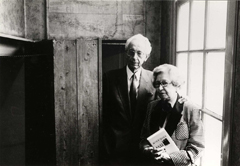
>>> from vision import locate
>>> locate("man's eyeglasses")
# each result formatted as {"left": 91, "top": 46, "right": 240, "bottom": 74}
{"left": 154, "top": 81, "right": 172, "bottom": 88}
{"left": 127, "top": 50, "right": 146, "bottom": 58}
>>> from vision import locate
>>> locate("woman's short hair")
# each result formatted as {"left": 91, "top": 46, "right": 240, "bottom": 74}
{"left": 125, "top": 34, "right": 152, "bottom": 55}
{"left": 152, "top": 64, "right": 185, "bottom": 88}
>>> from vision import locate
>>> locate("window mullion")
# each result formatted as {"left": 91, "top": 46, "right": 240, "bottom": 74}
{"left": 177, "top": 48, "right": 225, "bottom": 53}
{"left": 202, "top": 52, "right": 207, "bottom": 111}
{"left": 202, "top": 0, "right": 208, "bottom": 113}
{"left": 186, "top": 0, "right": 192, "bottom": 96}
{"left": 200, "top": 1, "right": 208, "bottom": 166}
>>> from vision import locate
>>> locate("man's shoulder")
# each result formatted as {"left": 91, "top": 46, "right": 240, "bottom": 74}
{"left": 142, "top": 68, "right": 153, "bottom": 75}
{"left": 141, "top": 68, "right": 154, "bottom": 83}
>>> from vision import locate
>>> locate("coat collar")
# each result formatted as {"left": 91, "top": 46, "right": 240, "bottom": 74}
{"left": 126, "top": 66, "right": 142, "bottom": 82}
{"left": 150, "top": 94, "right": 183, "bottom": 136}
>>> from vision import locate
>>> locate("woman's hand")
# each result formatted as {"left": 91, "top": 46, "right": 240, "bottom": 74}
{"left": 143, "top": 145, "right": 154, "bottom": 155}
{"left": 143, "top": 146, "right": 172, "bottom": 162}
{"left": 153, "top": 147, "right": 171, "bottom": 161}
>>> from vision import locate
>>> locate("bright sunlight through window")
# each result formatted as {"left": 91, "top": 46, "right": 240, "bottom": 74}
{"left": 176, "top": 1, "right": 228, "bottom": 166}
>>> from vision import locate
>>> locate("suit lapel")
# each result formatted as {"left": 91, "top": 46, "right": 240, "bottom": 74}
{"left": 137, "top": 69, "right": 154, "bottom": 108}
{"left": 116, "top": 67, "right": 131, "bottom": 120}
{"left": 137, "top": 69, "right": 149, "bottom": 101}
{"left": 133, "top": 69, "right": 154, "bottom": 124}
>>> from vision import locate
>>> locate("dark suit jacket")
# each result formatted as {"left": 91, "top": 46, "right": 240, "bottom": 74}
{"left": 102, "top": 66, "right": 156, "bottom": 164}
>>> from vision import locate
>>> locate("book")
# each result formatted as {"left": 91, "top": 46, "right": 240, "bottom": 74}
{"left": 147, "top": 128, "right": 179, "bottom": 154}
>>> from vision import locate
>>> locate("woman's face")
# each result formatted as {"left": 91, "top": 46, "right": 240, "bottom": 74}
{"left": 154, "top": 73, "right": 177, "bottom": 101}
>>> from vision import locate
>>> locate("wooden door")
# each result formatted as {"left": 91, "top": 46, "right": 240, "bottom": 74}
{"left": 54, "top": 38, "right": 100, "bottom": 165}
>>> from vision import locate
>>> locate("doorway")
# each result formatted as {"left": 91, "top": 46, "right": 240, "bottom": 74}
{"left": 102, "top": 40, "right": 126, "bottom": 74}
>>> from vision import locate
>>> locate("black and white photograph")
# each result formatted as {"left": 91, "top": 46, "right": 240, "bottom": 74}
{"left": 0, "top": 0, "right": 239, "bottom": 166}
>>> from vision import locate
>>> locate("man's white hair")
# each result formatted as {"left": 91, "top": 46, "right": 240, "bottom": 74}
{"left": 153, "top": 64, "right": 185, "bottom": 88}
{"left": 125, "top": 34, "right": 152, "bottom": 55}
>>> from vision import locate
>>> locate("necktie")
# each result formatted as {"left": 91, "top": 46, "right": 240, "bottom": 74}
{"left": 130, "top": 73, "right": 137, "bottom": 117}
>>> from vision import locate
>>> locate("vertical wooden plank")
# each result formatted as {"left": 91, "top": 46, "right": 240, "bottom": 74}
{"left": 54, "top": 40, "right": 78, "bottom": 166}
{"left": 53, "top": 40, "right": 65, "bottom": 165}
{"left": 77, "top": 39, "right": 99, "bottom": 165}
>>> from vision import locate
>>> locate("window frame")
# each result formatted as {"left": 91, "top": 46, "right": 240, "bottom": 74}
{"left": 172, "top": 0, "right": 237, "bottom": 166}
{"left": 221, "top": 1, "right": 237, "bottom": 166}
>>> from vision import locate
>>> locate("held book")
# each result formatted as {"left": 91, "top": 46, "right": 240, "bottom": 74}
{"left": 147, "top": 128, "right": 179, "bottom": 154}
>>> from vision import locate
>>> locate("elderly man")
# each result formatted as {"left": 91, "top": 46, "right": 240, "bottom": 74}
{"left": 140, "top": 64, "right": 205, "bottom": 166}
{"left": 102, "top": 34, "right": 156, "bottom": 165}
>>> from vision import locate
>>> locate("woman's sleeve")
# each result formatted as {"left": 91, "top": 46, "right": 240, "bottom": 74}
{"left": 170, "top": 107, "right": 205, "bottom": 166}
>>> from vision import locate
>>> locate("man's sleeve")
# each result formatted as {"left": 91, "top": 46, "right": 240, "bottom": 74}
{"left": 101, "top": 73, "right": 115, "bottom": 160}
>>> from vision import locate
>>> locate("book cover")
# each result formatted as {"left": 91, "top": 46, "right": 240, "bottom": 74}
{"left": 147, "top": 128, "right": 179, "bottom": 154}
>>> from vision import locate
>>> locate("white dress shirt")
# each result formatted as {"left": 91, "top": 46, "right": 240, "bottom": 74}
{"left": 126, "top": 66, "right": 141, "bottom": 98}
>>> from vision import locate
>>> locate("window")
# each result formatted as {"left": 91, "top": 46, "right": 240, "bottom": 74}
{"left": 175, "top": 0, "right": 236, "bottom": 166}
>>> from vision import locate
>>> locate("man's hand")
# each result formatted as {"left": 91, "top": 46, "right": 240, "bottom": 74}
{"left": 178, "top": 95, "right": 189, "bottom": 104}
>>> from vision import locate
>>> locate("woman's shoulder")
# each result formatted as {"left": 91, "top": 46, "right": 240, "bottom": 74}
{"left": 148, "top": 98, "right": 161, "bottom": 106}
{"left": 182, "top": 100, "right": 202, "bottom": 118}
{"left": 181, "top": 99, "right": 200, "bottom": 109}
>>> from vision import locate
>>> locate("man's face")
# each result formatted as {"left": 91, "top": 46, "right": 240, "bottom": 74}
{"left": 126, "top": 39, "right": 149, "bottom": 72}
{"left": 154, "top": 73, "right": 177, "bottom": 101}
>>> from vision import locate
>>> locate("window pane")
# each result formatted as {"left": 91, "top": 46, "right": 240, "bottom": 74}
{"left": 176, "top": 53, "right": 188, "bottom": 96}
{"left": 201, "top": 115, "right": 222, "bottom": 166}
{"left": 189, "top": 53, "right": 203, "bottom": 106}
{"left": 190, "top": 0, "right": 205, "bottom": 50}
{"left": 205, "top": 52, "right": 225, "bottom": 116}
{"left": 206, "top": 1, "right": 227, "bottom": 49}
{"left": 177, "top": 2, "right": 189, "bottom": 51}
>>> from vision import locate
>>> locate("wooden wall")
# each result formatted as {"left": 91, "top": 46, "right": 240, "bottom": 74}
{"left": 47, "top": 0, "right": 145, "bottom": 40}
{"left": 54, "top": 39, "right": 100, "bottom": 165}
{"left": 47, "top": 0, "right": 161, "bottom": 70}
{"left": 0, "top": 0, "right": 161, "bottom": 69}
{"left": 0, "top": 1, "right": 162, "bottom": 165}
{"left": 0, "top": 0, "right": 46, "bottom": 40}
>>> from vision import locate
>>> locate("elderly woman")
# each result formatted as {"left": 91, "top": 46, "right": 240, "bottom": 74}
{"left": 140, "top": 64, "right": 204, "bottom": 166}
